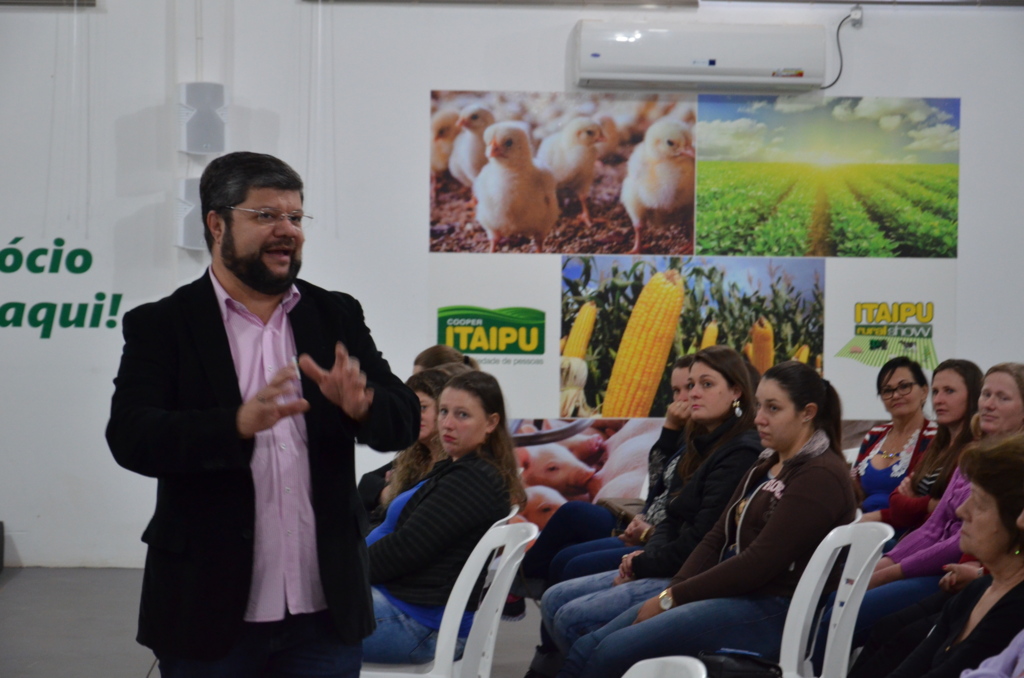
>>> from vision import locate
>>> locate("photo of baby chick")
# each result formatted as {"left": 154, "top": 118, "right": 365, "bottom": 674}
{"left": 536, "top": 116, "right": 605, "bottom": 228}
{"left": 620, "top": 118, "right": 696, "bottom": 255}
{"left": 430, "top": 109, "right": 460, "bottom": 198}
{"left": 430, "top": 91, "right": 696, "bottom": 255}
{"left": 448, "top": 104, "right": 495, "bottom": 188}
{"left": 473, "top": 122, "right": 559, "bottom": 253}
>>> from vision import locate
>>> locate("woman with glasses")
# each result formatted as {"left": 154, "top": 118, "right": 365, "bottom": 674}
{"left": 812, "top": 362, "right": 1024, "bottom": 672}
{"left": 850, "top": 433, "right": 1024, "bottom": 678}
{"left": 861, "top": 359, "right": 983, "bottom": 531}
{"left": 852, "top": 357, "right": 936, "bottom": 514}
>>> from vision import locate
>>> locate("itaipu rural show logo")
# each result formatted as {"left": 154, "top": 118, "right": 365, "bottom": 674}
{"left": 437, "top": 306, "right": 544, "bottom": 355}
{"left": 836, "top": 301, "right": 937, "bottom": 369}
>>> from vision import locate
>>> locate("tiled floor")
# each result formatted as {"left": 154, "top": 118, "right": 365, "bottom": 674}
{"left": 0, "top": 567, "right": 538, "bottom": 678}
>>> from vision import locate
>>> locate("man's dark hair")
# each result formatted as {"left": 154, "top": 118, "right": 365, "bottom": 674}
{"left": 199, "top": 152, "right": 304, "bottom": 252}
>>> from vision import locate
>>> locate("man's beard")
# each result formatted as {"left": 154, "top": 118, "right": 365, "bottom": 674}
{"left": 220, "top": 222, "right": 301, "bottom": 296}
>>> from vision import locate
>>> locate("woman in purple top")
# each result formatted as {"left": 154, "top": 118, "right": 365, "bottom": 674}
{"left": 871, "top": 364, "right": 1024, "bottom": 584}
{"left": 962, "top": 627, "right": 1024, "bottom": 678}
{"left": 849, "top": 432, "right": 1024, "bottom": 678}
{"left": 813, "top": 362, "right": 1024, "bottom": 671}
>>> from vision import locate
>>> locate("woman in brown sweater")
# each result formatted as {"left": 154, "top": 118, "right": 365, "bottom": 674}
{"left": 556, "top": 361, "right": 857, "bottom": 678}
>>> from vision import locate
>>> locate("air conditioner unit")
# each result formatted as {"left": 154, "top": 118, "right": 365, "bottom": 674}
{"left": 573, "top": 20, "right": 826, "bottom": 92}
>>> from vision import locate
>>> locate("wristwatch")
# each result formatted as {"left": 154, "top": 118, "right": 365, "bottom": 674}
{"left": 658, "top": 588, "right": 675, "bottom": 611}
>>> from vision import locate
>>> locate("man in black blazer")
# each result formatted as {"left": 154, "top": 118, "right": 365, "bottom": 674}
{"left": 106, "top": 152, "right": 419, "bottom": 677}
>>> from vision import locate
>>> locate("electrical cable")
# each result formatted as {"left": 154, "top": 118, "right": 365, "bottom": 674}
{"left": 820, "top": 14, "right": 851, "bottom": 90}
{"left": 195, "top": 0, "right": 204, "bottom": 82}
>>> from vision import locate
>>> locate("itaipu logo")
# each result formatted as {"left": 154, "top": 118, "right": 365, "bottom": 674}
{"left": 836, "top": 301, "right": 937, "bottom": 369}
{"left": 437, "top": 306, "right": 544, "bottom": 355}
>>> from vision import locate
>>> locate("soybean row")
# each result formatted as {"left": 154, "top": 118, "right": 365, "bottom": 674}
{"left": 695, "top": 162, "right": 959, "bottom": 258}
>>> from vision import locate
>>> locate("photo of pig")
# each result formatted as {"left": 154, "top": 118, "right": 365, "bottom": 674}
{"left": 510, "top": 418, "right": 662, "bottom": 532}
{"left": 519, "top": 443, "right": 596, "bottom": 498}
{"left": 521, "top": 486, "right": 567, "bottom": 530}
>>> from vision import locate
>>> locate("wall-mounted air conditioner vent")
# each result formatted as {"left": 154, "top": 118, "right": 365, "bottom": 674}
{"left": 573, "top": 20, "right": 827, "bottom": 92}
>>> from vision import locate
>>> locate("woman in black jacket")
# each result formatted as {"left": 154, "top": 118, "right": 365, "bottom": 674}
{"left": 518, "top": 356, "right": 697, "bottom": 597}
{"left": 527, "top": 347, "right": 763, "bottom": 676}
{"left": 362, "top": 371, "right": 524, "bottom": 664}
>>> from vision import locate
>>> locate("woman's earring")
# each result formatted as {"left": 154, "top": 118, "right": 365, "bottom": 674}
{"left": 732, "top": 399, "right": 742, "bottom": 417}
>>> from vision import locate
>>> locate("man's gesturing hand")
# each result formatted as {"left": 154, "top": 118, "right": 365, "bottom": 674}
{"left": 299, "top": 342, "right": 374, "bottom": 423}
{"left": 237, "top": 364, "right": 310, "bottom": 439}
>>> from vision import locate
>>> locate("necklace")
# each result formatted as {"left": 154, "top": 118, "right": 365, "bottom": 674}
{"left": 878, "top": 432, "right": 909, "bottom": 459}
{"left": 878, "top": 426, "right": 920, "bottom": 462}
{"left": 859, "top": 424, "right": 923, "bottom": 479}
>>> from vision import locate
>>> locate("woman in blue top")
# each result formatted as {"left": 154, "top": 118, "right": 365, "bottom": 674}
{"left": 362, "top": 370, "right": 525, "bottom": 664}
{"left": 853, "top": 357, "right": 935, "bottom": 513}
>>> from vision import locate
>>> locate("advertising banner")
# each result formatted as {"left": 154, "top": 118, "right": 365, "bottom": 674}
{"left": 427, "top": 90, "right": 960, "bottom": 529}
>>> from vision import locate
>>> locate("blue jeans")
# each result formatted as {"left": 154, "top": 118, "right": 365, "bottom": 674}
{"left": 157, "top": 610, "right": 362, "bottom": 678}
{"left": 522, "top": 502, "right": 618, "bottom": 581}
{"left": 551, "top": 539, "right": 638, "bottom": 584}
{"left": 810, "top": 574, "right": 942, "bottom": 673}
{"left": 542, "top": 571, "right": 669, "bottom": 654}
{"left": 558, "top": 596, "right": 791, "bottom": 678}
{"left": 361, "top": 587, "right": 466, "bottom": 664}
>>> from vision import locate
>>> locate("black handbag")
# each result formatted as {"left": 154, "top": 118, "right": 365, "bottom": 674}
{"left": 698, "top": 649, "right": 783, "bottom": 678}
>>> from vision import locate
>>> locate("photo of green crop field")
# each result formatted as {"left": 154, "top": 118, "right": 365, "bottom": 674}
{"left": 695, "top": 95, "right": 960, "bottom": 258}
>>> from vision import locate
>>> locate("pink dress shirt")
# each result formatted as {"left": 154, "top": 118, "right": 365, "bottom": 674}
{"left": 210, "top": 269, "right": 327, "bottom": 622}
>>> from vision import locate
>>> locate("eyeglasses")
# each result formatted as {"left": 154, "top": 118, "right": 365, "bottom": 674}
{"left": 880, "top": 382, "right": 916, "bottom": 400}
{"left": 226, "top": 206, "right": 312, "bottom": 228}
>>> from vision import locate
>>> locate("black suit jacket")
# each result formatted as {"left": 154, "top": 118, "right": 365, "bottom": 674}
{"left": 106, "top": 274, "right": 419, "bottom": 660}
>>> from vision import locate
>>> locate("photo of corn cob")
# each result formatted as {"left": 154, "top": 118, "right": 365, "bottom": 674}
{"left": 563, "top": 302, "right": 597, "bottom": 360}
{"left": 561, "top": 255, "right": 825, "bottom": 417}
{"left": 602, "top": 270, "right": 685, "bottom": 417}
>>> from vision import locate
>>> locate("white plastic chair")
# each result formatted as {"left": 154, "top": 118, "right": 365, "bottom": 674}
{"left": 619, "top": 522, "right": 891, "bottom": 678}
{"left": 843, "top": 447, "right": 860, "bottom": 466}
{"left": 465, "top": 521, "right": 538, "bottom": 678}
{"left": 622, "top": 656, "right": 708, "bottom": 678}
{"left": 778, "top": 521, "right": 894, "bottom": 678}
{"left": 492, "top": 505, "right": 519, "bottom": 528}
{"left": 483, "top": 506, "right": 520, "bottom": 588}
{"left": 360, "top": 520, "right": 539, "bottom": 678}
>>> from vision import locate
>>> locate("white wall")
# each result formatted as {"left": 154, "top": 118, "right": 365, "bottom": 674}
{"left": 1, "top": 0, "right": 1022, "bottom": 567}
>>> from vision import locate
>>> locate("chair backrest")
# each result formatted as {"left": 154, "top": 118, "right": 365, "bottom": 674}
{"left": 621, "top": 656, "right": 708, "bottom": 678}
{"left": 842, "top": 447, "right": 860, "bottom": 466}
{"left": 778, "top": 521, "right": 893, "bottom": 678}
{"left": 483, "top": 506, "right": 521, "bottom": 588}
{"left": 638, "top": 472, "right": 651, "bottom": 503}
{"left": 431, "top": 521, "right": 538, "bottom": 678}
{"left": 492, "top": 505, "right": 519, "bottom": 528}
